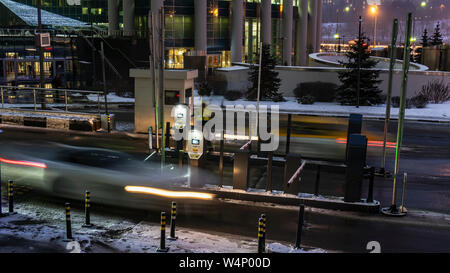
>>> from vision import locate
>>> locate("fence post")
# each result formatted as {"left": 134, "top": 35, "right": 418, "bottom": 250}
{"left": 285, "top": 114, "right": 292, "bottom": 155}
{"left": 266, "top": 151, "right": 273, "bottom": 192}
{"left": 1, "top": 87, "right": 4, "bottom": 109}
{"left": 64, "top": 91, "right": 68, "bottom": 112}
{"left": 97, "top": 93, "right": 101, "bottom": 114}
{"left": 165, "top": 122, "right": 171, "bottom": 148}
{"left": 314, "top": 165, "right": 321, "bottom": 196}
{"left": 33, "top": 89, "right": 37, "bottom": 111}
{"left": 218, "top": 137, "right": 224, "bottom": 188}
{"left": 367, "top": 167, "right": 375, "bottom": 203}
{"left": 295, "top": 204, "right": 305, "bottom": 249}
{"left": 232, "top": 149, "right": 250, "bottom": 190}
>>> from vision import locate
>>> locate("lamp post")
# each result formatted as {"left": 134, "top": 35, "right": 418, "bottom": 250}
{"left": 370, "top": 5, "right": 378, "bottom": 47}
{"left": 37, "top": 0, "right": 46, "bottom": 109}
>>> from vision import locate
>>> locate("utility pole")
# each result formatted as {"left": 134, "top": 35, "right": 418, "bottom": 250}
{"left": 356, "top": 16, "right": 362, "bottom": 108}
{"left": 37, "top": 0, "right": 46, "bottom": 109}
{"left": 100, "top": 42, "right": 110, "bottom": 133}
{"left": 149, "top": 12, "right": 159, "bottom": 151}
{"left": 382, "top": 13, "right": 412, "bottom": 217}
{"left": 159, "top": 7, "right": 166, "bottom": 167}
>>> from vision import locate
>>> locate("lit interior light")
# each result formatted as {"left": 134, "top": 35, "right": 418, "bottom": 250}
{"left": 0, "top": 157, "right": 47, "bottom": 168}
{"left": 124, "top": 186, "right": 214, "bottom": 200}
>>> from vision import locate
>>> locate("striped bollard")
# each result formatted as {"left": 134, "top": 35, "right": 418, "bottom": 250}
{"left": 168, "top": 202, "right": 178, "bottom": 241}
{"left": 8, "top": 180, "right": 15, "bottom": 214}
{"left": 261, "top": 214, "right": 266, "bottom": 248}
{"left": 82, "top": 191, "right": 93, "bottom": 228}
{"left": 257, "top": 217, "right": 265, "bottom": 253}
{"left": 64, "top": 203, "right": 73, "bottom": 241}
{"left": 157, "top": 212, "right": 169, "bottom": 252}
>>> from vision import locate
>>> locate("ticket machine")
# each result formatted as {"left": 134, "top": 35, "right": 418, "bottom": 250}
{"left": 187, "top": 129, "right": 204, "bottom": 188}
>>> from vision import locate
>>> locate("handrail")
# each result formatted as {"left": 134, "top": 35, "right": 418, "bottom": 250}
{"left": 0, "top": 85, "right": 103, "bottom": 94}
{"left": 287, "top": 161, "right": 307, "bottom": 186}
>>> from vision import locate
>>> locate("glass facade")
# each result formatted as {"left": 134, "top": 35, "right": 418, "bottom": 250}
{"left": 3, "top": 0, "right": 306, "bottom": 68}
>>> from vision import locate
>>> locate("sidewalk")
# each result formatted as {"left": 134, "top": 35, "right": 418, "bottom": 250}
{"left": 0, "top": 199, "right": 325, "bottom": 253}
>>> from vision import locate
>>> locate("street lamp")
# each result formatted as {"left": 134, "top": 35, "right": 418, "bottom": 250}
{"left": 370, "top": 5, "right": 378, "bottom": 47}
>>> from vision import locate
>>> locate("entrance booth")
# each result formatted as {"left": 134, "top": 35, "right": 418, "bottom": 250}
{"left": 130, "top": 68, "right": 198, "bottom": 134}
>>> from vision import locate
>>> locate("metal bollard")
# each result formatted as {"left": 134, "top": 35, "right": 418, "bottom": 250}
{"left": 168, "top": 202, "right": 178, "bottom": 241}
{"left": 8, "top": 180, "right": 14, "bottom": 214}
{"left": 257, "top": 217, "right": 265, "bottom": 253}
{"left": 400, "top": 173, "right": 408, "bottom": 213}
{"left": 314, "top": 165, "right": 321, "bottom": 196}
{"left": 367, "top": 167, "right": 375, "bottom": 203}
{"left": 295, "top": 204, "right": 305, "bottom": 249}
{"left": 82, "top": 191, "right": 93, "bottom": 228}
{"left": 65, "top": 203, "right": 73, "bottom": 241}
{"left": 165, "top": 122, "right": 171, "bottom": 148}
{"left": 107, "top": 114, "right": 111, "bottom": 133}
{"left": 261, "top": 214, "right": 267, "bottom": 250}
{"left": 285, "top": 114, "right": 292, "bottom": 155}
{"left": 157, "top": 212, "right": 169, "bottom": 252}
{"left": 148, "top": 126, "right": 153, "bottom": 152}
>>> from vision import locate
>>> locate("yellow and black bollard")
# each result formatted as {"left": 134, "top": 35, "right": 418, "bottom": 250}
{"left": 257, "top": 217, "right": 265, "bottom": 253}
{"left": 157, "top": 212, "right": 169, "bottom": 252}
{"left": 82, "top": 191, "right": 93, "bottom": 228}
{"left": 65, "top": 203, "right": 73, "bottom": 241}
{"left": 8, "top": 180, "right": 15, "bottom": 214}
{"left": 168, "top": 202, "right": 178, "bottom": 241}
{"left": 261, "top": 214, "right": 266, "bottom": 248}
{"left": 107, "top": 114, "right": 111, "bottom": 133}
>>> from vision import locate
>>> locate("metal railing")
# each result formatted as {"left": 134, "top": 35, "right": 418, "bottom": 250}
{"left": 0, "top": 85, "right": 105, "bottom": 114}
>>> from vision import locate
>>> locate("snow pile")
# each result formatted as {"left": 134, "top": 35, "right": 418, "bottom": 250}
{"left": 87, "top": 94, "right": 135, "bottom": 103}
{"left": 201, "top": 96, "right": 450, "bottom": 121}
{"left": 267, "top": 243, "right": 326, "bottom": 253}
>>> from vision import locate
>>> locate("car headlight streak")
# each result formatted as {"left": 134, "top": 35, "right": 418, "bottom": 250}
{"left": 124, "top": 186, "right": 214, "bottom": 200}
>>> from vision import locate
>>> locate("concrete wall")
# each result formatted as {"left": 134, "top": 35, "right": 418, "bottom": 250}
{"left": 215, "top": 64, "right": 450, "bottom": 99}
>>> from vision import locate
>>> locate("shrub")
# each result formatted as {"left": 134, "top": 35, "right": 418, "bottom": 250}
{"left": 224, "top": 90, "right": 243, "bottom": 101}
{"left": 198, "top": 82, "right": 213, "bottom": 97}
{"left": 299, "top": 95, "right": 315, "bottom": 105}
{"left": 391, "top": 96, "right": 400, "bottom": 108}
{"left": 293, "top": 82, "right": 338, "bottom": 102}
{"left": 417, "top": 80, "right": 450, "bottom": 103}
{"left": 391, "top": 96, "right": 413, "bottom": 109}
{"left": 410, "top": 94, "right": 428, "bottom": 109}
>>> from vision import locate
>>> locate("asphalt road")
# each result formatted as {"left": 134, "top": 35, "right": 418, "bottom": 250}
{"left": 0, "top": 113, "right": 449, "bottom": 252}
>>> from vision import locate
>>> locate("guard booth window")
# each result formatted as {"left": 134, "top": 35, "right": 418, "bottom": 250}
{"left": 165, "top": 90, "right": 180, "bottom": 105}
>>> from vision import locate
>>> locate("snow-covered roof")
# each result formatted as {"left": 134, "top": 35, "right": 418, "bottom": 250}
{"left": 0, "top": 0, "right": 88, "bottom": 27}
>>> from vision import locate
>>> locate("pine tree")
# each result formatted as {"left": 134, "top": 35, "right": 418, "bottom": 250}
{"left": 246, "top": 44, "right": 284, "bottom": 102}
{"left": 421, "top": 29, "right": 429, "bottom": 48}
{"left": 431, "top": 22, "right": 443, "bottom": 46}
{"left": 336, "top": 34, "right": 383, "bottom": 106}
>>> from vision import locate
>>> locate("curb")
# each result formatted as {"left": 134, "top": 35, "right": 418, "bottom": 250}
{"left": 200, "top": 187, "right": 380, "bottom": 214}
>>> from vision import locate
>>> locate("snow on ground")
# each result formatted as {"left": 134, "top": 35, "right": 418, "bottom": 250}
{"left": 201, "top": 96, "right": 450, "bottom": 121}
{"left": 0, "top": 198, "right": 325, "bottom": 253}
{"left": 87, "top": 93, "right": 135, "bottom": 103}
